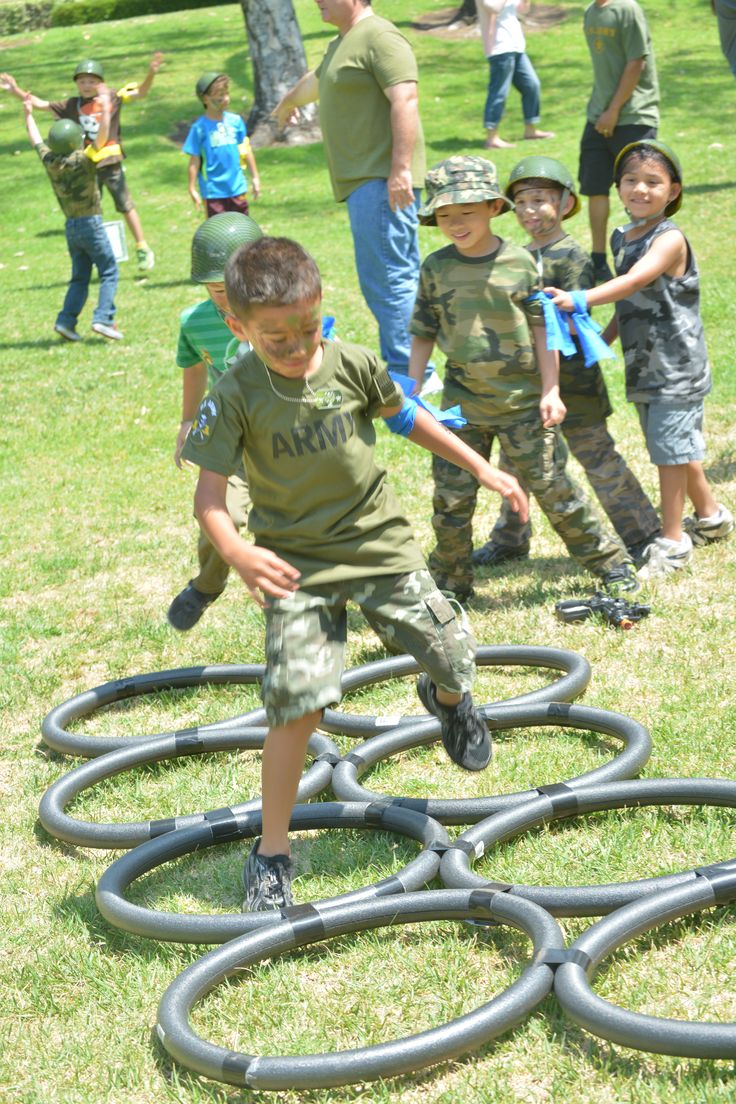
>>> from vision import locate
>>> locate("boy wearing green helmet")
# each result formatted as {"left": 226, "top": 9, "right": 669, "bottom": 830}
{"left": 1, "top": 53, "right": 162, "bottom": 272}
{"left": 20, "top": 88, "right": 122, "bottom": 342}
{"left": 473, "top": 154, "right": 661, "bottom": 570}
{"left": 168, "top": 212, "right": 264, "bottom": 630}
{"left": 183, "top": 73, "right": 261, "bottom": 217}
{"left": 547, "top": 140, "right": 733, "bottom": 578}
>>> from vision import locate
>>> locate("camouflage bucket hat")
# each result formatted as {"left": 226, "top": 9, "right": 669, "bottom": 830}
{"left": 418, "top": 155, "right": 513, "bottom": 226}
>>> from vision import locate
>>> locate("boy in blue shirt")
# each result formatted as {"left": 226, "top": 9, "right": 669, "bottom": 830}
{"left": 184, "top": 73, "right": 261, "bottom": 217}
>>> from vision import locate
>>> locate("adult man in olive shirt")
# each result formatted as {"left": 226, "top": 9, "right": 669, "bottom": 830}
{"left": 579, "top": 0, "right": 659, "bottom": 281}
{"left": 274, "top": 0, "right": 425, "bottom": 375}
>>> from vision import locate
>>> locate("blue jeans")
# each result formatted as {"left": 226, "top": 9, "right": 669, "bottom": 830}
{"left": 57, "top": 215, "right": 119, "bottom": 330}
{"left": 345, "top": 179, "right": 420, "bottom": 374}
{"left": 483, "top": 51, "right": 541, "bottom": 130}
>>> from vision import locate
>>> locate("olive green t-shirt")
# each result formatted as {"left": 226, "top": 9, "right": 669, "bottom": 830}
{"left": 180, "top": 340, "right": 427, "bottom": 585}
{"left": 529, "top": 233, "right": 612, "bottom": 428}
{"left": 584, "top": 0, "right": 659, "bottom": 127}
{"left": 316, "top": 14, "right": 426, "bottom": 202}
{"left": 410, "top": 239, "right": 545, "bottom": 426}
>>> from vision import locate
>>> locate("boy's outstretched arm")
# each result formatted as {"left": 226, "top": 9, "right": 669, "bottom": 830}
{"left": 194, "top": 469, "right": 300, "bottom": 606}
{"left": 2, "top": 72, "right": 49, "bottom": 109}
{"left": 133, "top": 51, "right": 164, "bottom": 99}
{"left": 532, "top": 325, "right": 566, "bottom": 428}
{"left": 382, "top": 403, "right": 529, "bottom": 524}
{"left": 22, "top": 93, "right": 42, "bottom": 147}
{"left": 546, "top": 230, "right": 687, "bottom": 311}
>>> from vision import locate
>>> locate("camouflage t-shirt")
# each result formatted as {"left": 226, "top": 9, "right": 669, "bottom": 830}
{"left": 36, "top": 142, "right": 101, "bottom": 218}
{"left": 530, "top": 233, "right": 612, "bottom": 428}
{"left": 611, "top": 218, "right": 711, "bottom": 405}
{"left": 410, "top": 239, "right": 545, "bottom": 425}
{"left": 180, "top": 340, "right": 427, "bottom": 585}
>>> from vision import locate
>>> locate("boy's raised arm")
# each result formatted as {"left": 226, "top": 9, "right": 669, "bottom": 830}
{"left": 22, "top": 93, "right": 42, "bottom": 147}
{"left": 2, "top": 72, "right": 50, "bottom": 110}
{"left": 380, "top": 401, "right": 529, "bottom": 522}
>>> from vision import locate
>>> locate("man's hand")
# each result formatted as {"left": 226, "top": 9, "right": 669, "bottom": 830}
{"left": 387, "top": 166, "right": 415, "bottom": 212}
{"left": 230, "top": 545, "right": 301, "bottom": 607}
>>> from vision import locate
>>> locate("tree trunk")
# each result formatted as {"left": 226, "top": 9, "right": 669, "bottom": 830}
{"left": 239, "top": 0, "right": 321, "bottom": 148}
{"left": 453, "top": 0, "right": 478, "bottom": 23}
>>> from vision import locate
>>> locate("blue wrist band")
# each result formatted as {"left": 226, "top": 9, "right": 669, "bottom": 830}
{"left": 383, "top": 396, "right": 417, "bottom": 437}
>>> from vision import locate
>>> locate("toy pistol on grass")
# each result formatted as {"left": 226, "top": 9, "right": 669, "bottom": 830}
{"left": 555, "top": 592, "right": 651, "bottom": 630}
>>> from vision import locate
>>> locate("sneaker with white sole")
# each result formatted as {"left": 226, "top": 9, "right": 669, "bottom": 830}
{"left": 637, "top": 534, "right": 693, "bottom": 580}
{"left": 682, "top": 505, "right": 734, "bottom": 547}
{"left": 91, "top": 321, "right": 124, "bottom": 341}
{"left": 241, "top": 839, "right": 293, "bottom": 912}
{"left": 54, "top": 322, "right": 81, "bottom": 342}
{"left": 416, "top": 674, "right": 491, "bottom": 771}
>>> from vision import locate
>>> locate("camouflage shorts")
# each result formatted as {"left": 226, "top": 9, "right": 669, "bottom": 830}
{"left": 261, "top": 569, "right": 478, "bottom": 726}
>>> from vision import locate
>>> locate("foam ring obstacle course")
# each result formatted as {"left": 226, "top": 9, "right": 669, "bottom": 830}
{"left": 331, "top": 701, "right": 651, "bottom": 825}
{"left": 321, "top": 645, "right": 592, "bottom": 737}
{"left": 156, "top": 888, "right": 565, "bottom": 1090}
{"left": 38, "top": 729, "right": 339, "bottom": 849}
{"left": 440, "top": 778, "right": 736, "bottom": 916}
{"left": 96, "top": 801, "right": 451, "bottom": 943}
{"left": 41, "top": 664, "right": 268, "bottom": 757}
{"left": 554, "top": 859, "right": 736, "bottom": 1057}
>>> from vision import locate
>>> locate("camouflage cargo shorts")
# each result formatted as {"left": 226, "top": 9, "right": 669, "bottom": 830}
{"left": 261, "top": 569, "right": 478, "bottom": 726}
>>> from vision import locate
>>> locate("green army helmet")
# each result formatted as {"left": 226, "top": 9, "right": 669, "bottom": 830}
{"left": 614, "top": 139, "right": 683, "bottom": 216}
{"left": 195, "top": 72, "right": 226, "bottom": 102}
{"left": 418, "top": 155, "right": 514, "bottom": 225}
{"left": 47, "top": 118, "right": 85, "bottom": 155}
{"left": 191, "top": 211, "right": 263, "bottom": 283}
{"left": 73, "top": 59, "right": 104, "bottom": 81}
{"left": 505, "top": 155, "right": 580, "bottom": 219}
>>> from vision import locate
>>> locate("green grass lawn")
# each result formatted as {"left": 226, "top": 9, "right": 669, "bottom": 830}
{"left": 1, "top": 2, "right": 735, "bottom": 1101}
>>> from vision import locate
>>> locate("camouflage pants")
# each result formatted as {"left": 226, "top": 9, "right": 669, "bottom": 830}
{"left": 262, "top": 569, "right": 477, "bottom": 726}
{"left": 488, "top": 422, "right": 661, "bottom": 549}
{"left": 428, "top": 420, "right": 628, "bottom": 595}
{"left": 192, "top": 467, "right": 251, "bottom": 596}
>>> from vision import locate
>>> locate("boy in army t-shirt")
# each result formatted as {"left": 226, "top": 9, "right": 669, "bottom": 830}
{"left": 408, "top": 154, "right": 638, "bottom": 602}
{"left": 181, "top": 236, "right": 528, "bottom": 912}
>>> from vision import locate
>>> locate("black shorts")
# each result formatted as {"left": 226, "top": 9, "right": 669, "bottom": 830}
{"left": 97, "top": 162, "right": 135, "bottom": 214}
{"left": 578, "top": 121, "right": 658, "bottom": 196}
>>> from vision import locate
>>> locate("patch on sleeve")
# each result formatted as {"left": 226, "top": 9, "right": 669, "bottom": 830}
{"left": 373, "top": 365, "right": 401, "bottom": 406}
{"left": 189, "top": 396, "right": 220, "bottom": 446}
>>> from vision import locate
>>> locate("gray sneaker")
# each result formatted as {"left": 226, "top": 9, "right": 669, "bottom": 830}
{"left": 416, "top": 675, "right": 491, "bottom": 771}
{"left": 54, "top": 322, "right": 81, "bottom": 342}
{"left": 637, "top": 534, "right": 693, "bottom": 580}
{"left": 682, "top": 505, "right": 734, "bottom": 546}
{"left": 167, "top": 581, "right": 222, "bottom": 631}
{"left": 600, "top": 561, "right": 640, "bottom": 595}
{"left": 242, "top": 839, "right": 293, "bottom": 912}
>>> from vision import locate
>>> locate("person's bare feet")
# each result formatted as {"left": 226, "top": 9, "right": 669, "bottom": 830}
{"left": 484, "top": 134, "right": 515, "bottom": 149}
{"left": 523, "top": 128, "right": 555, "bottom": 140}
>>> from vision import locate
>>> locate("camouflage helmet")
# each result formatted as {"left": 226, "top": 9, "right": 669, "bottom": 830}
{"left": 191, "top": 212, "right": 263, "bottom": 283}
{"left": 505, "top": 156, "right": 581, "bottom": 219}
{"left": 418, "top": 155, "right": 514, "bottom": 226}
{"left": 47, "top": 118, "right": 84, "bottom": 155}
{"left": 73, "top": 59, "right": 104, "bottom": 81}
{"left": 195, "top": 72, "right": 226, "bottom": 102}
{"left": 614, "top": 139, "right": 683, "bottom": 216}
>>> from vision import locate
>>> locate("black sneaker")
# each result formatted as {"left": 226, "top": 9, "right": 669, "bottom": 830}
{"left": 167, "top": 581, "right": 222, "bottom": 631}
{"left": 471, "top": 540, "right": 530, "bottom": 568}
{"left": 241, "top": 839, "right": 294, "bottom": 912}
{"left": 416, "top": 675, "right": 491, "bottom": 771}
{"left": 600, "top": 561, "right": 640, "bottom": 595}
